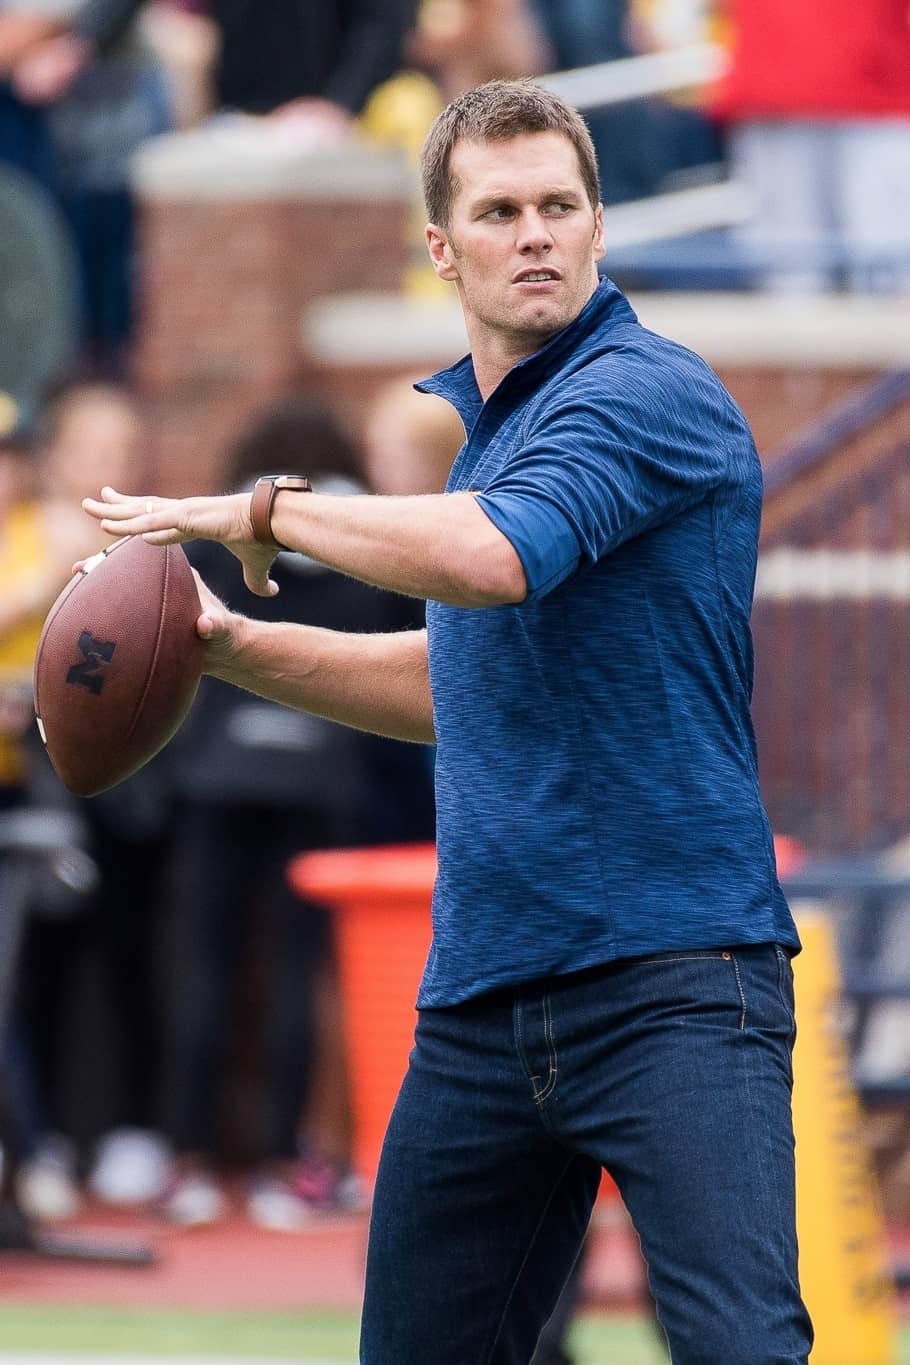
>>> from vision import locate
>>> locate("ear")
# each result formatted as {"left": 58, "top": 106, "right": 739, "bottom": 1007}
{"left": 426, "top": 223, "right": 460, "bottom": 282}
{"left": 593, "top": 203, "right": 605, "bottom": 263}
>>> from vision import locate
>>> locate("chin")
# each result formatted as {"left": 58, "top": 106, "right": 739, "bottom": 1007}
{"left": 523, "top": 301, "right": 572, "bottom": 336}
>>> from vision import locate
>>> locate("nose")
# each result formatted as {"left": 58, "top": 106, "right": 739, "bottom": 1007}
{"left": 516, "top": 209, "right": 554, "bottom": 254}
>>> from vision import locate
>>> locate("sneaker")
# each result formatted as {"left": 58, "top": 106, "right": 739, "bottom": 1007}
{"left": 162, "top": 1169, "right": 228, "bottom": 1227}
{"left": 16, "top": 1135, "right": 82, "bottom": 1222}
{"left": 88, "top": 1128, "right": 173, "bottom": 1205}
{"left": 246, "top": 1174, "right": 314, "bottom": 1232}
{"left": 294, "top": 1155, "right": 368, "bottom": 1213}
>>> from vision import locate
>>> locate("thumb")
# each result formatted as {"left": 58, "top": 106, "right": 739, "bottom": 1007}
{"left": 242, "top": 560, "right": 280, "bottom": 598}
{"left": 197, "top": 608, "right": 232, "bottom": 642}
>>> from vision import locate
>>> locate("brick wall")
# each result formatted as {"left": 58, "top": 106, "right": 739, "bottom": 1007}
{"left": 130, "top": 130, "right": 412, "bottom": 492}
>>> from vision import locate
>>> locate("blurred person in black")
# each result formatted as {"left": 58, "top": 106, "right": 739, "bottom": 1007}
{"left": 16, "top": 382, "right": 176, "bottom": 1213}
{"left": 160, "top": 397, "right": 434, "bottom": 1230}
{"left": 209, "top": 0, "right": 416, "bottom": 141}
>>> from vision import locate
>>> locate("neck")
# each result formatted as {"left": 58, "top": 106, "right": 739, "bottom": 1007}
{"left": 464, "top": 275, "right": 600, "bottom": 401}
{"left": 468, "top": 327, "right": 544, "bottom": 402}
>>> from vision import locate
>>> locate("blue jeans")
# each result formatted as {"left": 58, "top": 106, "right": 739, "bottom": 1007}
{"left": 361, "top": 945, "right": 813, "bottom": 1364}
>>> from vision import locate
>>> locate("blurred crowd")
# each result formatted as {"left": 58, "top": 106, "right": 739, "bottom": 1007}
{"left": 0, "top": 377, "right": 447, "bottom": 1231}
{"left": 0, "top": 0, "right": 907, "bottom": 389}
{"left": 0, "top": 0, "right": 907, "bottom": 1304}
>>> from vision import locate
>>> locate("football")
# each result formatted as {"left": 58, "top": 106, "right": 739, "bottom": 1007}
{"left": 33, "top": 535, "right": 204, "bottom": 797}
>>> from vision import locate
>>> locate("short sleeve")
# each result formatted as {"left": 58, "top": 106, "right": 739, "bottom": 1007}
{"left": 476, "top": 355, "right": 734, "bottom": 601}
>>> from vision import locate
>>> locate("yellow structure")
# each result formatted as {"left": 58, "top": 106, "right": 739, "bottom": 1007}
{"left": 360, "top": 70, "right": 450, "bottom": 298}
{"left": 792, "top": 911, "right": 898, "bottom": 1364}
{"left": 0, "top": 500, "right": 47, "bottom": 787}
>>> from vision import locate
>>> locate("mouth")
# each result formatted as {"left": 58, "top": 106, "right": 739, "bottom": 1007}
{"left": 512, "top": 268, "right": 562, "bottom": 285}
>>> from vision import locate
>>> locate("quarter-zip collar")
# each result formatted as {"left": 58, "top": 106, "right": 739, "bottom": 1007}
{"left": 415, "top": 277, "right": 639, "bottom": 435}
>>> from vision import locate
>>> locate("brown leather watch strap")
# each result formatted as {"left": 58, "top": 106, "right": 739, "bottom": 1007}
{"left": 250, "top": 475, "right": 312, "bottom": 549}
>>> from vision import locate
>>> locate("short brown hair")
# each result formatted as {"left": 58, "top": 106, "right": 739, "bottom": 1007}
{"left": 420, "top": 80, "right": 600, "bottom": 230}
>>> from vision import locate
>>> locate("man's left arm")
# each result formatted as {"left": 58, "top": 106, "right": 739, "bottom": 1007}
{"left": 82, "top": 486, "right": 528, "bottom": 608}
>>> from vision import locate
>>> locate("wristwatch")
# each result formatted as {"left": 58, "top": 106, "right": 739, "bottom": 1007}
{"left": 250, "top": 474, "right": 312, "bottom": 549}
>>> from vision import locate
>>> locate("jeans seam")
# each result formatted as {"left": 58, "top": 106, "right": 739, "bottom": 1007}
{"left": 535, "top": 994, "right": 558, "bottom": 1104}
{"left": 729, "top": 951, "right": 747, "bottom": 1029}
{"left": 514, "top": 997, "right": 532, "bottom": 1088}
{"left": 775, "top": 946, "right": 798, "bottom": 1050}
{"left": 483, "top": 1152, "right": 578, "bottom": 1365}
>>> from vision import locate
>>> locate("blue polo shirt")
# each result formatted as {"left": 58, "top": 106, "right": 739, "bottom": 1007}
{"left": 417, "top": 278, "right": 798, "bottom": 1008}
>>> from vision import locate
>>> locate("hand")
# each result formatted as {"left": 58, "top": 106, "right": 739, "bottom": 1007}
{"left": 12, "top": 32, "right": 91, "bottom": 104}
{"left": 267, "top": 96, "right": 352, "bottom": 142}
{"left": 191, "top": 569, "right": 247, "bottom": 678}
{"left": 81, "top": 486, "right": 281, "bottom": 597}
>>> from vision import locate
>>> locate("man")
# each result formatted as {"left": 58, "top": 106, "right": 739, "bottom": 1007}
{"left": 84, "top": 80, "right": 813, "bottom": 1364}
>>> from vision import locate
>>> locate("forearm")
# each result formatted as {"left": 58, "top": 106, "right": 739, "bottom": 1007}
{"left": 211, "top": 620, "right": 435, "bottom": 745}
{"left": 270, "top": 490, "right": 526, "bottom": 607}
{"left": 84, "top": 483, "right": 527, "bottom": 606}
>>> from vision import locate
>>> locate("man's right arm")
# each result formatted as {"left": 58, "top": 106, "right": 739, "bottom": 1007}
{"left": 203, "top": 609, "right": 435, "bottom": 746}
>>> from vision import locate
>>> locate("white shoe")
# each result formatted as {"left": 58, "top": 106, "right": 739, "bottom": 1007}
{"left": 245, "top": 1176, "right": 313, "bottom": 1232}
{"left": 17, "top": 1135, "right": 82, "bottom": 1222}
{"left": 162, "top": 1171, "right": 228, "bottom": 1227}
{"left": 89, "top": 1128, "right": 173, "bottom": 1205}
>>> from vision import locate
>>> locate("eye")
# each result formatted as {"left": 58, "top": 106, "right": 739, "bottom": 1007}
{"left": 543, "top": 201, "right": 574, "bottom": 216}
{"left": 483, "top": 205, "right": 515, "bottom": 221}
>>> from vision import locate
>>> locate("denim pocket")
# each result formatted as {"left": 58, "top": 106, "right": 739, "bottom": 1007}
{"left": 621, "top": 948, "right": 747, "bottom": 1031}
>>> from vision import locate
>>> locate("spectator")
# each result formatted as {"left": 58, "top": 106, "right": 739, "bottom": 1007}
{"left": 15, "top": 382, "right": 174, "bottom": 1214}
{"left": 714, "top": 0, "right": 910, "bottom": 292}
{"left": 0, "top": 1, "right": 174, "bottom": 376}
{"left": 0, "top": 387, "right": 103, "bottom": 819}
{"left": 409, "top": 0, "right": 549, "bottom": 100}
{"left": 362, "top": 374, "right": 463, "bottom": 497}
{"left": 201, "top": 0, "right": 416, "bottom": 148}
{"left": 160, "top": 398, "right": 433, "bottom": 1229}
{"left": 531, "top": 0, "right": 723, "bottom": 205}
{"left": 0, "top": 418, "right": 53, "bottom": 794}
{"left": 138, "top": 0, "right": 218, "bottom": 128}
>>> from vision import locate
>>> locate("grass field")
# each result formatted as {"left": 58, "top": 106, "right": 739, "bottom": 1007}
{"left": 0, "top": 1305, "right": 660, "bottom": 1361}
{"left": 0, "top": 1306, "right": 907, "bottom": 1363}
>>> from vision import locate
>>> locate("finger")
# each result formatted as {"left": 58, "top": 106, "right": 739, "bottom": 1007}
{"left": 83, "top": 497, "right": 150, "bottom": 521}
{"left": 242, "top": 564, "right": 279, "bottom": 598}
{"left": 140, "top": 528, "right": 186, "bottom": 546}
{"left": 84, "top": 490, "right": 173, "bottom": 521}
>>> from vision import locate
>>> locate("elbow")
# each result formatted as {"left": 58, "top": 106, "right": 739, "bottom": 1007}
{"left": 456, "top": 539, "right": 528, "bottom": 607}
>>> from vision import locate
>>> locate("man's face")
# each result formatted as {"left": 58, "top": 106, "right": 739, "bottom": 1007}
{"left": 427, "top": 131, "right": 605, "bottom": 353}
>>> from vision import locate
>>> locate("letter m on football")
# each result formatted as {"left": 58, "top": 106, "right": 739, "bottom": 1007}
{"left": 67, "top": 631, "right": 117, "bottom": 695}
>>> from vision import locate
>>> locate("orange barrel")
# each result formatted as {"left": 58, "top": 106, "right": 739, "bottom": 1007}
{"left": 289, "top": 837, "right": 804, "bottom": 1193}
{"left": 288, "top": 842, "right": 437, "bottom": 1185}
